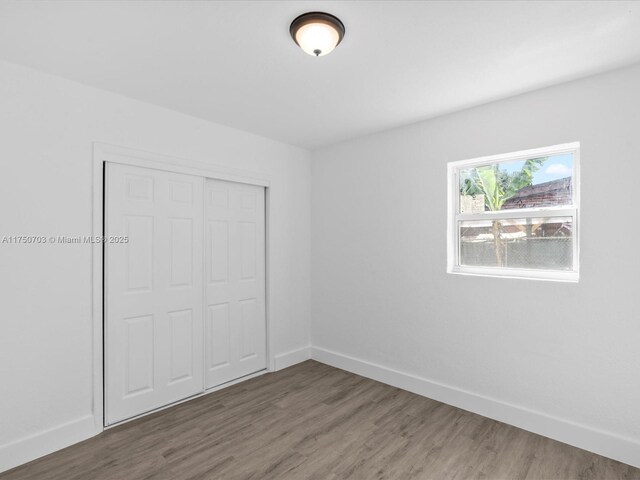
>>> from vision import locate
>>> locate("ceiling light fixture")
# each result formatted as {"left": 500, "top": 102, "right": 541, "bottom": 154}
{"left": 290, "top": 12, "right": 345, "bottom": 57}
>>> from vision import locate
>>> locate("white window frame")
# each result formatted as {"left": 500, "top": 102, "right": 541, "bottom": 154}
{"left": 447, "top": 142, "right": 580, "bottom": 282}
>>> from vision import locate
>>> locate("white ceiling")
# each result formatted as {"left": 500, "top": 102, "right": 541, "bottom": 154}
{"left": 1, "top": 1, "right": 640, "bottom": 149}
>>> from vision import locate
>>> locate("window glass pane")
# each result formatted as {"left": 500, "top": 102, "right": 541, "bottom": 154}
{"left": 459, "top": 153, "right": 574, "bottom": 213}
{"left": 459, "top": 216, "right": 573, "bottom": 270}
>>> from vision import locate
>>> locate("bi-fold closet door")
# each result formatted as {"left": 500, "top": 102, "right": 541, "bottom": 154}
{"left": 105, "top": 163, "right": 266, "bottom": 426}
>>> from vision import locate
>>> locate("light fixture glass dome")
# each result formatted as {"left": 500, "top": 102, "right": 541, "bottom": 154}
{"left": 290, "top": 12, "right": 345, "bottom": 57}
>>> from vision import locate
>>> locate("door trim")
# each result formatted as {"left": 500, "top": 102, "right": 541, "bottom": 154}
{"left": 93, "top": 142, "right": 275, "bottom": 431}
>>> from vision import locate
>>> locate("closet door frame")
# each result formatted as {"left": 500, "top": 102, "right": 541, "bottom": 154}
{"left": 93, "top": 143, "right": 273, "bottom": 431}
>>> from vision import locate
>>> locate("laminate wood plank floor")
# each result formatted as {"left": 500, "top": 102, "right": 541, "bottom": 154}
{"left": 2, "top": 360, "right": 639, "bottom": 480}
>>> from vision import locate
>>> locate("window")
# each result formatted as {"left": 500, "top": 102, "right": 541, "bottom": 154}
{"left": 447, "top": 142, "right": 580, "bottom": 282}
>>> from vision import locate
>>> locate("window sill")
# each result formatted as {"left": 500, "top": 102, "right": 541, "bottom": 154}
{"left": 448, "top": 265, "right": 579, "bottom": 283}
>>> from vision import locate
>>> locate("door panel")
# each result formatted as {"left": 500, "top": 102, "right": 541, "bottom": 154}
{"left": 168, "top": 218, "right": 194, "bottom": 288}
{"left": 208, "top": 220, "right": 229, "bottom": 284}
{"left": 168, "top": 308, "right": 195, "bottom": 383}
{"left": 106, "top": 163, "right": 204, "bottom": 425}
{"left": 206, "top": 303, "right": 231, "bottom": 369}
{"left": 124, "top": 215, "right": 153, "bottom": 292}
{"left": 123, "top": 314, "right": 154, "bottom": 396}
{"left": 205, "top": 179, "right": 266, "bottom": 388}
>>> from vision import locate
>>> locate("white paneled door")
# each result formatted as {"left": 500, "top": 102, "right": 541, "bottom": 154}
{"left": 105, "top": 162, "right": 267, "bottom": 425}
{"left": 105, "top": 163, "right": 204, "bottom": 425}
{"left": 205, "top": 179, "right": 266, "bottom": 389}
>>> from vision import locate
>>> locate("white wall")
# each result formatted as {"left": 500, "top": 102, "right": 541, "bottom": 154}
{"left": 0, "top": 60, "right": 310, "bottom": 471}
{"left": 311, "top": 63, "right": 640, "bottom": 467}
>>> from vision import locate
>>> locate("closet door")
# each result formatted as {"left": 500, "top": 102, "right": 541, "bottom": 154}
{"left": 205, "top": 179, "right": 266, "bottom": 388}
{"left": 105, "top": 163, "right": 204, "bottom": 425}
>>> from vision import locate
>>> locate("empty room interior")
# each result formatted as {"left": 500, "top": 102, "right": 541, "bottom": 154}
{"left": 1, "top": 1, "right": 640, "bottom": 479}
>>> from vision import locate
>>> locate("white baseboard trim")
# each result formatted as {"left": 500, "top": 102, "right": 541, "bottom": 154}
{"left": 0, "top": 414, "right": 97, "bottom": 474}
{"left": 274, "top": 345, "right": 311, "bottom": 371}
{"left": 310, "top": 346, "right": 640, "bottom": 469}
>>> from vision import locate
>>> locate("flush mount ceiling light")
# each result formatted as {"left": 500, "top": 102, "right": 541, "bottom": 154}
{"left": 290, "top": 12, "right": 345, "bottom": 57}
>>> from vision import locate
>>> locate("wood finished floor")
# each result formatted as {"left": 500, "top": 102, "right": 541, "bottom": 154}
{"left": 2, "top": 360, "right": 639, "bottom": 480}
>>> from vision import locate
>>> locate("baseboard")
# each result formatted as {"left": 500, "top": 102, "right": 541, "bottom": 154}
{"left": 310, "top": 346, "right": 640, "bottom": 469}
{"left": 274, "top": 345, "right": 311, "bottom": 371}
{"left": 0, "top": 414, "right": 97, "bottom": 474}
